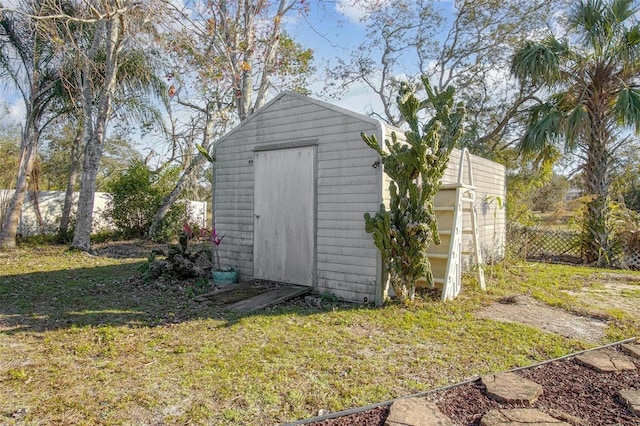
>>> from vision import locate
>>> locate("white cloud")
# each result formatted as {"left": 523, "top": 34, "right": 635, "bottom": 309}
{"left": 335, "top": 0, "right": 391, "bottom": 24}
{"left": 7, "top": 101, "right": 25, "bottom": 123}
{"left": 0, "top": 0, "right": 20, "bottom": 8}
{"left": 0, "top": 95, "right": 25, "bottom": 127}
{"left": 335, "top": 0, "right": 367, "bottom": 23}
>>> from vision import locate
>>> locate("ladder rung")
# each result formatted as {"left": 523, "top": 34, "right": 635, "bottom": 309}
{"left": 438, "top": 229, "right": 472, "bottom": 235}
{"left": 439, "top": 183, "right": 476, "bottom": 190}
{"left": 426, "top": 150, "right": 485, "bottom": 300}
{"left": 427, "top": 253, "right": 448, "bottom": 259}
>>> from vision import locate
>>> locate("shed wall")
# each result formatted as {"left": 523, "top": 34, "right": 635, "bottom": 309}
{"left": 445, "top": 150, "right": 507, "bottom": 263}
{"left": 379, "top": 130, "right": 507, "bottom": 264}
{"left": 214, "top": 94, "right": 383, "bottom": 302}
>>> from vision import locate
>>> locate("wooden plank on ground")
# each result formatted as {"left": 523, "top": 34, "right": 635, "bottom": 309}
{"left": 228, "top": 285, "right": 310, "bottom": 312}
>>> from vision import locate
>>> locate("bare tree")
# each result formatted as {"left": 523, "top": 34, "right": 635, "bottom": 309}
{"left": 147, "top": 0, "right": 314, "bottom": 239}
{"left": 328, "top": 0, "right": 570, "bottom": 158}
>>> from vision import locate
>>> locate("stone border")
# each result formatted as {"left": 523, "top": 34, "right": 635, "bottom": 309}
{"left": 280, "top": 337, "right": 638, "bottom": 426}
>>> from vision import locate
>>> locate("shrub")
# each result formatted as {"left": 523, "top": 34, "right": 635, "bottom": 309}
{"left": 104, "top": 161, "right": 188, "bottom": 240}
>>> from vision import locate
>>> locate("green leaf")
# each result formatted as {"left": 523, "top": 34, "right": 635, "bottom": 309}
{"left": 196, "top": 143, "right": 215, "bottom": 163}
{"left": 511, "top": 39, "right": 563, "bottom": 86}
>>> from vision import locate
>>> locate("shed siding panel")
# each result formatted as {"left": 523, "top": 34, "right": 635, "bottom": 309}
{"left": 318, "top": 210, "right": 373, "bottom": 221}
{"left": 315, "top": 112, "right": 380, "bottom": 302}
{"left": 440, "top": 149, "right": 506, "bottom": 264}
{"left": 214, "top": 93, "right": 381, "bottom": 301}
{"left": 318, "top": 244, "right": 379, "bottom": 258}
{"left": 317, "top": 235, "right": 380, "bottom": 249}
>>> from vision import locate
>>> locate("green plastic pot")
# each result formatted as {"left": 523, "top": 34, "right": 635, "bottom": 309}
{"left": 212, "top": 268, "right": 238, "bottom": 285}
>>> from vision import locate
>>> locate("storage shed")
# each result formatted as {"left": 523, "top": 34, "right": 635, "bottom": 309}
{"left": 213, "top": 92, "right": 506, "bottom": 304}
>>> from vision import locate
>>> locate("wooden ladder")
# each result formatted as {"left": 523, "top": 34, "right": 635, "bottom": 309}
{"left": 422, "top": 148, "right": 486, "bottom": 301}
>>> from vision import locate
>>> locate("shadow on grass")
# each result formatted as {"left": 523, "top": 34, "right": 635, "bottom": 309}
{"left": 0, "top": 258, "right": 370, "bottom": 335}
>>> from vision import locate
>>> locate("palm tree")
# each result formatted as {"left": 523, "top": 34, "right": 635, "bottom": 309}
{"left": 511, "top": 0, "right": 640, "bottom": 266}
{"left": 0, "top": 1, "right": 62, "bottom": 248}
{"left": 57, "top": 45, "right": 165, "bottom": 243}
{"left": 0, "top": 0, "right": 163, "bottom": 248}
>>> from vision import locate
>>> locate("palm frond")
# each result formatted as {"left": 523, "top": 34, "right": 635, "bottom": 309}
{"left": 571, "top": 0, "right": 608, "bottom": 53}
{"left": 619, "top": 25, "right": 640, "bottom": 69}
{"left": 615, "top": 86, "right": 640, "bottom": 133}
{"left": 624, "top": 25, "right": 640, "bottom": 47}
{"left": 519, "top": 102, "right": 565, "bottom": 154}
{"left": 564, "top": 105, "right": 589, "bottom": 151}
{"left": 608, "top": 0, "right": 637, "bottom": 26}
{"left": 511, "top": 38, "right": 566, "bottom": 87}
{"left": 116, "top": 50, "right": 166, "bottom": 99}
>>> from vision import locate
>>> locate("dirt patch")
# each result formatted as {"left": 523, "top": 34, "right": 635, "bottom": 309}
{"left": 474, "top": 295, "right": 607, "bottom": 343}
{"left": 564, "top": 275, "right": 640, "bottom": 318}
{"left": 93, "top": 239, "right": 165, "bottom": 259}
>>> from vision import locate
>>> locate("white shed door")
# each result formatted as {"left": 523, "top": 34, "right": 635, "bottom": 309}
{"left": 254, "top": 146, "right": 315, "bottom": 286}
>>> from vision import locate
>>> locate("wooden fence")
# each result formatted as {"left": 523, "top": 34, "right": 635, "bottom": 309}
{"left": 508, "top": 225, "right": 640, "bottom": 270}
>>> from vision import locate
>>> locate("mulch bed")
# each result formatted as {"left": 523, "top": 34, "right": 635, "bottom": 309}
{"left": 306, "top": 345, "right": 640, "bottom": 426}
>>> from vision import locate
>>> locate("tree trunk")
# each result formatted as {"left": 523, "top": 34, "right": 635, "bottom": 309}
{"left": 147, "top": 153, "right": 207, "bottom": 240}
{"left": 253, "top": 0, "right": 289, "bottom": 111}
{"left": 71, "top": 137, "right": 103, "bottom": 251}
{"left": 58, "top": 130, "right": 83, "bottom": 241}
{"left": 31, "top": 189, "right": 44, "bottom": 234}
{"left": 0, "top": 128, "right": 38, "bottom": 249}
{"left": 71, "top": 17, "right": 122, "bottom": 252}
{"left": 148, "top": 111, "right": 217, "bottom": 240}
{"left": 29, "top": 160, "right": 44, "bottom": 234}
{"left": 583, "top": 137, "right": 613, "bottom": 266}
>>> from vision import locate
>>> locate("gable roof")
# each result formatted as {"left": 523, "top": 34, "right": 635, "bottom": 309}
{"left": 214, "top": 91, "right": 383, "bottom": 149}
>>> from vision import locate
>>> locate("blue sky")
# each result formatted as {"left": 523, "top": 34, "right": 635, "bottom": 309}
{"left": 283, "top": 1, "right": 382, "bottom": 114}
{"left": 286, "top": 0, "right": 455, "bottom": 116}
{"left": 0, "top": 1, "right": 455, "bottom": 132}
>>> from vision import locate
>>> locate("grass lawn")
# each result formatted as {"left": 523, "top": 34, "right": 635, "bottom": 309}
{"left": 1, "top": 245, "right": 639, "bottom": 425}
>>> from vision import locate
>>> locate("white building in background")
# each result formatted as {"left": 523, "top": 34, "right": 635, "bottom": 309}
{"left": 565, "top": 187, "right": 583, "bottom": 202}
